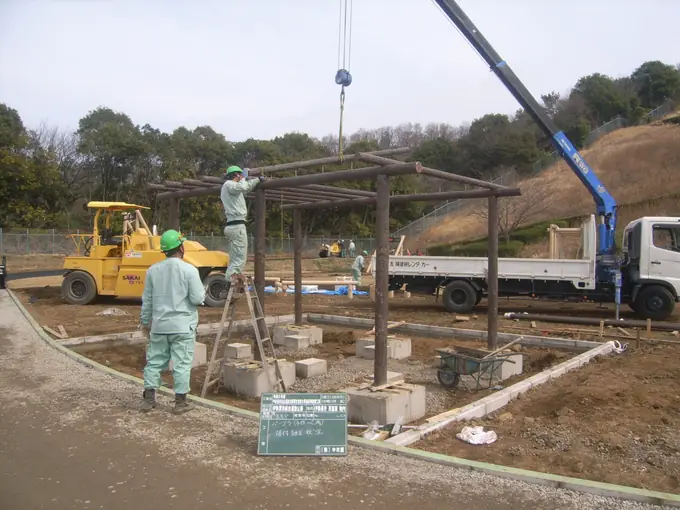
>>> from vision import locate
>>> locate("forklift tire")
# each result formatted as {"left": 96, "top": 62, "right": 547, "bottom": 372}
{"left": 442, "top": 280, "right": 477, "bottom": 314}
{"left": 203, "top": 273, "right": 228, "bottom": 308}
{"left": 634, "top": 285, "right": 675, "bottom": 321}
{"left": 62, "top": 271, "right": 97, "bottom": 305}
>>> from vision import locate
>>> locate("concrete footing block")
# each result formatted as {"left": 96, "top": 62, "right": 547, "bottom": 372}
{"left": 283, "top": 334, "right": 310, "bottom": 350}
{"left": 295, "top": 358, "right": 327, "bottom": 378}
{"left": 356, "top": 338, "right": 375, "bottom": 359}
{"left": 490, "top": 353, "right": 523, "bottom": 381}
{"left": 389, "top": 337, "right": 411, "bottom": 360}
{"left": 342, "top": 383, "right": 426, "bottom": 425}
{"left": 221, "top": 360, "right": 296, "bottom": 397}
{"left": 225, "top": 342, "right": 252, "bottom": 359}
{"left": 168, "top": 341, "right": 207, "bottom": 371}
{"left": 355, "top": 337, "right": 412, "bottom": 360}
{"left": 273, "top": 325, "right": 323, "bottom": 346}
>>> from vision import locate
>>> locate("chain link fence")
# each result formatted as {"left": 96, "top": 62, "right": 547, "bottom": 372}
{"left": 0, "top": 228, "right": 377, "bottom": 258}
{"left": 392, "top": 101, "right": 676, "bottom": 240}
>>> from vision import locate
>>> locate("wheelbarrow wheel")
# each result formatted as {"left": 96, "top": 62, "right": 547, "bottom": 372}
{"left": 436, "top": 369, "right": 460, "bottom": 389}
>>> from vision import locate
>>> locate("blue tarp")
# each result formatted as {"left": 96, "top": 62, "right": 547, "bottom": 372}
{"left": 260, "top": 285, "right": 368, "bottom": 296}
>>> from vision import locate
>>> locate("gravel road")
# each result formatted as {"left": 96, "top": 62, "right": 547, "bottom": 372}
{"left": 0, "top": 290, "right": 668, "bottom": 510}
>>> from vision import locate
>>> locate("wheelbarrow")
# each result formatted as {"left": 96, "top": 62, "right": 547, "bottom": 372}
{"left": 435, "top": 345, "right": 517, "bottom": 391}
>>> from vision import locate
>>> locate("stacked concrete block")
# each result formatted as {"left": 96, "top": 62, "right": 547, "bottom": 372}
{"left": 221, "top": 360, "right": 296, "bottom": 397}
{"left": 295, "top": 358, "right": 327, "bottom": 378}
{"left": 355, "top": 337, "right": 412, "bottom": 360}
{"left": 225, "top": 342, "right": 252, "bottom": 359}
{"left": 342, "top": 383, "right": 426, "bottom": 424}
{"left": 273, "top": 325, "right": 323, "bottom": 346}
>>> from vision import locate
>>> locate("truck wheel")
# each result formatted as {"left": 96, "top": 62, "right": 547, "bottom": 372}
{"left": 203, "top": 273, "right": 228, "bottom": 308}
{"left": 634, "top": 285, "right": 675, "bottom": 320}
{"left": 62, "top": 271, "right": 97, "bottom": 305}
{"left": 475, "top": 290, "right": 483, "bottom": 306}
{"left": 442, "top": 280, "right": 477, "bottom": 314}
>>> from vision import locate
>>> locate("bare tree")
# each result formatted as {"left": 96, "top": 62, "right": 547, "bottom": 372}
{"left": 472, "top": 179, "right": 552, "bottom": 242}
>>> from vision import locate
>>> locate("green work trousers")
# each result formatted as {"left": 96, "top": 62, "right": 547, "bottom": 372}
{"left": 143, "top": 332, "right": 195, "bottom": 395}
{"left": 224, "top": 224, "right": 248, "bottom": 279}
{"left": 352, "top": 268, "right": 362, "bottom": 286}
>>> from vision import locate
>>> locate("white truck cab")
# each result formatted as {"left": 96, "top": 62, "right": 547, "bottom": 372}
{"left": 622, "top": 217, "right": 680, "bottom": 318}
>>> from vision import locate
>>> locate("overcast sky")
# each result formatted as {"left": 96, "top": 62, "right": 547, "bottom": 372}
{"left": 1, "top": 0, "right": 679, "bottom": 141}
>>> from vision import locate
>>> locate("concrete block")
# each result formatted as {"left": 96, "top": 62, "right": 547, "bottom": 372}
{"left": 388, "top": 337, "right": 411, "bottom": 360}
{"left": 168, "top": 341, "right": 206, "bottom": 371}
{"left": 356, "top": 337, "right": 411, "bottom": 360}
{"left": 284, "top": 334, "right": 310, "bottom": 350}
{"left": 491, "top": 353, "right": 523, "bottom": 381}
{"left": 360, "top": 345, "right": 376, "bottom": 360}
{"left": 272, "top": 325, "right": 323, "bottom": 346}
{"left": 295, "top": 358, "right": 327, "bottom": 378}
{"left": 356, "top": 338, "right": 375, "bottom": 359}
{"left": 432, "top": 355, "right": 442, "bottom": 367}
{"left": 225, "top": 342, "right": 252, "bottom": 359}
{"left": 221, "top": 360, "right": 296, "bottom": 397}
{"left": 342, "top": 383, "right": 426, "bottom": 424}
{"left": 363, "top": 371, "right": 404, "bottom": 385}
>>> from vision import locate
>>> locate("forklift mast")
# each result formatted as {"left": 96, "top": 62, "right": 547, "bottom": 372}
{"left": 432, "top": 0, "right": 618, "bottom": 257}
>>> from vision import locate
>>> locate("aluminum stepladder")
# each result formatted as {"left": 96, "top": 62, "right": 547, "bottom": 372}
{"left": 200, "top": 274, "right": 287, "bottom": 398}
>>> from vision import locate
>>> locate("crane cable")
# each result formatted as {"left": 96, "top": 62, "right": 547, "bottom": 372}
{"left": 335, "top": 0, "right": 353, "bottom": 161}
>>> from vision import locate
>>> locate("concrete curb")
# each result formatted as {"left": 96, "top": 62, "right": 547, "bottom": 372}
{"left": 7, "top": 290, "right": 679, "bottom": 508}
{"left": 307, "top": 313, "right": 604, "bottom": 351}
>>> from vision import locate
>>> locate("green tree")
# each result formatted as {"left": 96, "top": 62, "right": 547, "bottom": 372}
{"left": 631, "top": 60, "right": 680, "bottom": 108}
{"left": 570, "top": 73, "right": 629, "bottom": 125}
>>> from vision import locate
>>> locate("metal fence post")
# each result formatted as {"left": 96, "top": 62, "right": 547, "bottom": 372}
{"left": 52, "top": 229, "right": 55, "bottom": 254}
{"left": 0, "top": 227, "right": 3, "bottom": 255}
{"left": 26, "top": 228, "right": 29, "bottom": 254}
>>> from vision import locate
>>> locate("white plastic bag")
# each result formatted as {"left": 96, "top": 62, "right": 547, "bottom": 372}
{"left": 456, "top": 425, "right": 497, "bottom": 445}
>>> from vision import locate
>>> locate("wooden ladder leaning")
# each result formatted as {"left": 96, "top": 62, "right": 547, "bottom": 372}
{"left": 200, "top": 274, "right": 287, "bottom": 398}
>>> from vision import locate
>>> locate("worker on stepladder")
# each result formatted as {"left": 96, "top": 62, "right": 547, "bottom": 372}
{"left": 220, "top": 165, "right": 265, "bottom": 290}
{"left": 348, "top": 240, "right": 356, "bottom": 258}
{"left": 352, "top": 250, "right": 368, "bottom": 286}
{"left": 139, "top": 230, "right": 206, "bottom": 414}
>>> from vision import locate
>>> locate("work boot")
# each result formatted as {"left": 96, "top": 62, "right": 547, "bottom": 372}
{"left": 172, "top": 393, "right": 194, "bottom": 415}
{"left": 140, "top": 388, "right": 157, "bottom": 412}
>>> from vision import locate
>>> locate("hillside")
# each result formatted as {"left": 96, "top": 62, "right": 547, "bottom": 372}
{"left": 416, "top": 121, "right": 680, "bottom": 248}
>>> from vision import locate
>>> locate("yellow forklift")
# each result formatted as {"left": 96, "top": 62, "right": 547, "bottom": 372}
{"left": 62, "top": 201, "right": 230, "bottom": 307}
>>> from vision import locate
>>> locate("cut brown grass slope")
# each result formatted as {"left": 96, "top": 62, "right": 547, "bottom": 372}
{"left": 417, "top": 122, "right": 680, "bottom": 247}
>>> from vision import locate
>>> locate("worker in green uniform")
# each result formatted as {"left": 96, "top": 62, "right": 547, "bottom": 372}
{"left": 351, "top": 250, "right": 368, "bottom": 286}
{"left": 139, "top": 230, "right": 206, "bottom": 414}
{"left": 220, "top": 165, "right": 265, "bottom": 287}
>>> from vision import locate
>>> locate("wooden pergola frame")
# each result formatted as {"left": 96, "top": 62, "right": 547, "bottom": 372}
{"left": 149, "top": 148, "right": 521, "bottom": 387}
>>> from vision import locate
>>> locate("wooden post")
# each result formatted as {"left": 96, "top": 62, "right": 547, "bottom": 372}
{"left": 293, "top": 208, "right": 303, "bottom": 326}
{"left": 374, "top": 174, "right": 390, "bottom": 386}
{"left": 487, "top": 195, "right": 499, "bottom": 350}
{"left": 646, "top": 318, "right": 652, "bottom": 341}
{"left": 254, "top": 187, "right": 266, "bottom": 360}
{"left": 168, "top": 198, "right": 180, "bottom": 230}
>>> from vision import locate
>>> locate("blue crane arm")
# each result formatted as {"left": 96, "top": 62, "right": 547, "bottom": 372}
{"left": 432, "top": 0, "right": 618, "bottom": 256}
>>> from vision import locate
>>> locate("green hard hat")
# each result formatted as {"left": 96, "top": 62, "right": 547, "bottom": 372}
{"left": 160, "top": 229, "right": 185, "bottom": 252}
{"left": 362, "top": 250, "right": 369, "bottom": 256}
{"left": 226, "top": 165, "right": 243, "bottom": 176}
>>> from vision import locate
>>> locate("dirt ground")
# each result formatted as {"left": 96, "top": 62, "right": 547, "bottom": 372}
{"left": 73, "top": 324, "right": 567, "bottom": 419}
{"left": 418, "top": 343, "right": 680, "bottom": 494}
